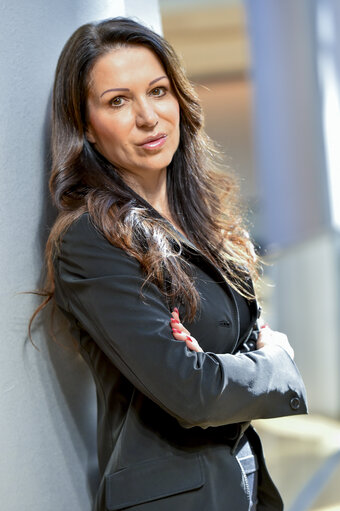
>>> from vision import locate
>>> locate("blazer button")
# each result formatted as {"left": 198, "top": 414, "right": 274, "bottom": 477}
{"left": 290, "top": 396, "right": 301, "bottom": 410}
{"left": 247, "top": 340, "right": 256, "bottom": 350}
{"left": 218, "top": 320, "right": 231, "bottom": 327}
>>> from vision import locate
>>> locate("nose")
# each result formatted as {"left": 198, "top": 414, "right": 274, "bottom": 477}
{"left": 135, "top": 98, "right": 158, "bottom": 129}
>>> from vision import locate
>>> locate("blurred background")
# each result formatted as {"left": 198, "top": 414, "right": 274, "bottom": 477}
{"left": 1, "top": 0, "right": 339, "bottom": 510}
{"left": 159, "top": 0, "right": 340, "bottom": 509}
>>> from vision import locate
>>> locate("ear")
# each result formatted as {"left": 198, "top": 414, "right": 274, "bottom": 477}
{"left": 85, "top": 125, "right": 96, "bottom": 144}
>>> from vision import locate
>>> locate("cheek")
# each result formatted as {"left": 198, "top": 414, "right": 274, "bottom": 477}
{"left": 95, "top": 119, "right": 123, "bottom": 145}
{"left": 172, "top": 105, "right": 180, "bottom": 140}
{"left": 170, "top": 99, "right": 180, "bottom": 123}
{"left": 173, "top": 103, "right": 180, "bottom": 133}
{"left": 158, "top": 97, "right": 180, "bottom": 126}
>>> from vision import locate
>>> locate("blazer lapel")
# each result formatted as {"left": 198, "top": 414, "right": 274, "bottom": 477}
{"left": 165, "top": 222, "right": 260, "bottom": 323}
{"left": 127, "top": 189, "right": 261, "bottom": 325}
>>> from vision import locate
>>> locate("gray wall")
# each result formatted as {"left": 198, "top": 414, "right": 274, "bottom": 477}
{"left": 0, "top": 1, "right": 161, "bottom": 509}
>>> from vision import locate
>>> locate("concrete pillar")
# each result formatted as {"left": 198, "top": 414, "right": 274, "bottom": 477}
{"left": 245, "top": 0, "right": 340, "bottom": 417}
{"left": 0, "top": 2, "right": 161, "bottom": 510}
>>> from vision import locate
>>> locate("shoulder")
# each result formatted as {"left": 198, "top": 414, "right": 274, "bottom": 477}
{"left": 57, "top": 212, "right": 140, "bottom": 279}
{"left": 61, "top": 212, "right": 104, "bottom": 247}
{"left": 59, "top": 212, "right": 109, "bottom": 266}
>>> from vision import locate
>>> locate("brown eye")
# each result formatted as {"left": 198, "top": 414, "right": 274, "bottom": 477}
{"left": 110, "top": 97, "right": 124, "bottom": 108}
{"left": 151, "top": 87, "right": 166, "bottom": 97}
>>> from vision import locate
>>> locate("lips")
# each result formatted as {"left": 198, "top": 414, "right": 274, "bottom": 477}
{"left": 138, "top": 133, "right": 167, "bottom": 146}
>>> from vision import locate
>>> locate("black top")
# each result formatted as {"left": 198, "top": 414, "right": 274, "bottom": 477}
{"left": 232, "top": 287, "right": 252, "bottom": 342}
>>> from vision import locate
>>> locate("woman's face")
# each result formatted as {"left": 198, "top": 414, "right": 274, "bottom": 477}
{"left": 86, "top": 45, "right": 180, "bottom": 182}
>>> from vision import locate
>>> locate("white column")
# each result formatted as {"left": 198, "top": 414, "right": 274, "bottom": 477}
{"left": 315, "top": 0, "right": 340, "bottom": 231}
{"left": 0, "top": 2, "right": 161, "bottom": 510}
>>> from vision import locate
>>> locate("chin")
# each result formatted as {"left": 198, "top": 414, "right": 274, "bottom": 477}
{"left": 144, "top": 152, "right": 175, "bottom": 171}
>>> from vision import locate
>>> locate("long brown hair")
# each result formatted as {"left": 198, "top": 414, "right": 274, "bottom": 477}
{"left": 28, "top": 16, "right": 260, "bottom": 344}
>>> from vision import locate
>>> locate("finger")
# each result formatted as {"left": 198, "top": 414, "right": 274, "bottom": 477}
{"left": 185, "top": 336, "right": 203, "bottom": 353}
{"left": 171, "top": 312, "right": 179, "bottom": 323}
{"left": 258, "top": 327, "right": 273, "bottom": 340}
{"left": 257, "top": 329, "right": 273, "bottom": 348}
{"left": 171, "top": 328, "right": 187, "bottom": 340}
{"left": 170, "top": 318, "right": 190, "bottom": 335}
{"left": 171, "top": 328, "right": 203, "bottom": 352}
{"left": 257, "top": 317, "right": 267, "bottom": 329}
{"left": 171, "top": 307, "right": 180, "bottom": 321}
{"left": 256, "top": 338, "right": 266, "bottom": 349}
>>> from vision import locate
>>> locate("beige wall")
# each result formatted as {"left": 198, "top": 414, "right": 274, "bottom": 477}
{"left": 197, "top": 78, "right": 256, "bottom": 199}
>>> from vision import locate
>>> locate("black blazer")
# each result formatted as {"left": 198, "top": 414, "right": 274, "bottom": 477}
{"left": 53, "top": 212, "right": 307, "bottom": 511}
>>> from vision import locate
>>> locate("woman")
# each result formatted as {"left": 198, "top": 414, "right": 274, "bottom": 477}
{"left": 30, "top": 17, "right": 307, "bottom": 511}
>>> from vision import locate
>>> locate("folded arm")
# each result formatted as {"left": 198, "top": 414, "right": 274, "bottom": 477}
{"left": 55, "top": 214, "right": 308, "bottom": 429}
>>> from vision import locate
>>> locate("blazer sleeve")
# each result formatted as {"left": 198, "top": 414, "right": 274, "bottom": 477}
{"left": 54, "top": 213, "right": 308, "bottom": 429}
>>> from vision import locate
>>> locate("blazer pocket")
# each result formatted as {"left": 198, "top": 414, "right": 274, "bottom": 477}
{"left": 105, "top": 452, "right": 205, "bottom": 510}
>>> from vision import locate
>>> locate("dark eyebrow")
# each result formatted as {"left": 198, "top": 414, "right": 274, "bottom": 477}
{"left": 149, "top": 75, "right": 167, "bottom": 86}
{"left": 100, "top": 87, "right": 129, "bottom": 98}
{"left": 100, "top": 75, "right": 168, "bottom": 98}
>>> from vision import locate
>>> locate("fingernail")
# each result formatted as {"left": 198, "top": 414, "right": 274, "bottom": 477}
{"left": 174, "top": 307, "right": 179, "bottom": 314}
{"left": 170, "top": 319, "right": 180, "bottom": 324}
{"left": 186, "top": 336, "right": 192, "bottom": 341}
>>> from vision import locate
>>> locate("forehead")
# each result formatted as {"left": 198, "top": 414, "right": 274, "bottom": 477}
{"left": 88, "top": 45, "right": 167, "bottom": 92}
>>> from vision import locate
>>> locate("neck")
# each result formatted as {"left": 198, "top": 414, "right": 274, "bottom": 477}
{"left": 122, "top": 168, "right": 171, "bottom": 218}
{"left": 121, "top": 167, "right": 187, "bottom": 237}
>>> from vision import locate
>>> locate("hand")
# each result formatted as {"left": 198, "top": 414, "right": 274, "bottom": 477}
{"left": 170, "top": 308, "right": 203, "bottom": 353}
{"left": 257, "top": 324, "right": 294, "bottom": 360}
